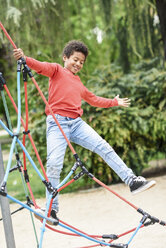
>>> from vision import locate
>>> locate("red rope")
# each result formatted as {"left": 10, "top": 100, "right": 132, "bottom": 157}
{"left": 0, "top": 22, "right": 17, "bottom": 49}
{"left": 57, "top": 179, "right": 75, "bottom": 192}
{"left": 4, "top": 84, "right": 48, "bottom": 181}
{"left": 19, "top": 165, "right": 38, "bottom": 208}
{"left": 31, "top": 77, "right": 77, "bottom": 155}
{"left": 92, "top": 177, "right": 138, "bottom": 210}
{"left": 1, "top": 22, "right": 165, "bottom": 248}
{"left": 78, "top": 225, "right": 145, "bottom": 248}
{"left": 0, "top": 21, "right": 77, "bottom": 156}
{"left": 3, "top": 84, "right": 47, "bottom": 208}
{"left": 46, "top": 219, "right": 102, "bottom": 239}
{"left": 44, "top": 218, "right": 145, "bottom": 246}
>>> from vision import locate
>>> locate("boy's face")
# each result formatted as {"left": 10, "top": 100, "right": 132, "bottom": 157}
{"left": 63, "top": 51, "right": 85, "bottom": 74}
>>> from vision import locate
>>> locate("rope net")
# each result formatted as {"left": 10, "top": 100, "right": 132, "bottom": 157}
{"left": 0, "top": 22, "right": 165, "bottom": 248}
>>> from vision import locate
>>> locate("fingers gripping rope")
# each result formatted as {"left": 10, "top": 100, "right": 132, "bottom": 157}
{"left": 0, "top": 22, "right": 166, "bottom": 248}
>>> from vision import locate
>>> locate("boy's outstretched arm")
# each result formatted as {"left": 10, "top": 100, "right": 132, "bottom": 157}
{"left": 115, "top": 95, "right": 131, "bottom": 107}
{"left": 13, "top": 48, "right": 57, "bottom": 78}
{"left": 13, "top": 48, "right": 26, "bottom": 61}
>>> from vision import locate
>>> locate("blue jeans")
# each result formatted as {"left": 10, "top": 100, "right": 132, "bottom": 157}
{"left": 46, "top": 114, "right": 134, "bottom": 211}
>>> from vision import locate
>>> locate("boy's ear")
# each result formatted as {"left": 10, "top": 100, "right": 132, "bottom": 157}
{"left": 63, "top": 55, "right": 67, "bottom": 62}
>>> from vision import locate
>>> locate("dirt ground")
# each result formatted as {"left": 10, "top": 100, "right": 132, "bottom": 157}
{"left": 0, "top": 175, "right": 166, "bottom": 248}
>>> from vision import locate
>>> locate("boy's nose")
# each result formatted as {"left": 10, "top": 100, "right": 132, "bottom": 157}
{"left": 76, "top": 61, "right": 81, "bottom": 66}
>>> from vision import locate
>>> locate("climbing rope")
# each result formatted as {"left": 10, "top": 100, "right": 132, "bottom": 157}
{"left": 0, "top": 22, "right": 165, "bottom": 248}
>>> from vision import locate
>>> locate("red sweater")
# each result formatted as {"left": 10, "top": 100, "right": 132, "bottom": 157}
{"left": 26, "top": 57, "right": 118, "bottom": 118}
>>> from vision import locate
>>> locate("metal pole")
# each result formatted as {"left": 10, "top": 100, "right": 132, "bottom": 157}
{"left": 0, "top": 143, "right": 16, "bottom": 248}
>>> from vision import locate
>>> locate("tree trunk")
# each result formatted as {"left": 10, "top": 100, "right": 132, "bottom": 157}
{"left": 155, "top": 0, "right": 166, "bottom": 59}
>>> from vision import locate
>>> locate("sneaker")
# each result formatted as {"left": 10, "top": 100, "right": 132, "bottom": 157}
{"left": 129, "top": 176, "right": 156, "bottom": 195}
{"left": 34, "top": 208, "right": 59, "bottom": 226}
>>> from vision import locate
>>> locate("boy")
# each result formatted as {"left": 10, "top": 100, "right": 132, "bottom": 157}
{"left": 13, "top": 40, "right": 156, "bottom": 224}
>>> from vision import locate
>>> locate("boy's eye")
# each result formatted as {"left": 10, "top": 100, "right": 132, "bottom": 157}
{"left": 73, "top": 58, "right": 84, "bottom": 65}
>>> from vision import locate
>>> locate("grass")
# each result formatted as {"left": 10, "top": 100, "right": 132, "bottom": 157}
{"left": 0, "top": 131, "right": 96, "bottom": 203}
{"left": 1, "top": 132, "right": 165, "bottom": 203}
{"left": 7, "top": 165, "right": 45, "bottom": 201}
{"left": 1, "top": 142, "right": 95, "bottom": 203}
{"left": 5, "top": 162, "right": 96, "bottom": 202}
{"left": 0, "top": 139, "right": 45, "bottom": 202}
{"left": 148, "top": 151, "right": 166, "bottom": 162}
{"left": 2, "top": 159, "right": 45, "bottom": 202}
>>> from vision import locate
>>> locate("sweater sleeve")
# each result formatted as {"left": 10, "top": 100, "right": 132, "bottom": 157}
{"left": 26, "top": 57, "right": 58, "bottom": 78}
{"left": 82, "top": 86, "right": 118, "bottom": 108}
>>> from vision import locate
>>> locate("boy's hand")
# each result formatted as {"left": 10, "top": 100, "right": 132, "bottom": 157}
{"left": 115, "top": 95, "right": 131, "bottom": 107}
{"left": 13, "top": 48, "right": 26, "bottom": 61}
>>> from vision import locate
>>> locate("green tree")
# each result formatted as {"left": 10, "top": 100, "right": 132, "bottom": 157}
{"left": 155, "top": 0, "right": 166, "bottom": 60}
{"left": 0, "top": 0, "right": 166, "bottom": 190}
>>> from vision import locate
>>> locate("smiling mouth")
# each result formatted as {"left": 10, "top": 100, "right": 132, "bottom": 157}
{"left": 73, "top": 67, "right": 79, "bottom": 71}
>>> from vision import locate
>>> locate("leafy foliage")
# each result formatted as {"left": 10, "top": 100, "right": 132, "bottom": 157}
{"left": 0, "top": 1, "right": 166, "bottom": 192}
{"left": 23, "top": 58, "right": 166, "bottom": 190}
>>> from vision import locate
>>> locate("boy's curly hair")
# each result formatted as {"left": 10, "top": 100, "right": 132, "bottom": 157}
{"left": 62, "top": 40, "right": 88, "bottom": 60}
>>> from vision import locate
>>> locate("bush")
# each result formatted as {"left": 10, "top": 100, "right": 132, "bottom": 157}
{"left": 21, "top": 58, "right": 166, "bottom": 190}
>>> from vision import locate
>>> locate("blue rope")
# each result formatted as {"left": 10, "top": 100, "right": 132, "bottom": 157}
{"left": 6, "top": 194, "right": 55, "bottom": 224}
{"left": 39, "top": 194, "right": 53, "bottom": 248}
{"left": 0, "top": 64, "right": 155, "bottom": 248}
{"left": 0, "top": 119, "right": 45, "bottom": 182}
{"left": 58, "top": 222, "right": 111, "bottom": 246}
{"left": 16, "top": 71, "right": 21, "bottom": 133}
{"left": 1, "top": 71, "right": 21, "bottom": 183}
{"left": 56, "top": 170, "right": 74, "bottom": 189}
{"left": 0, "top": 119, "right": 13, "bottom": 136}
{"left": 127, "top": 222, "right": 143, "bottom": 245}
{"left": 16, "top": 139, "right": 45, "bottom": 181}
{"left": 6, "top": 194, "right": 111, "bottom": 247}
{"left": 38, "top": 170, "right": 74, "bottom": 246}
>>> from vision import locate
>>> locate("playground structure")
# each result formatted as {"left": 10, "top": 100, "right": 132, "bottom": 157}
{"left": 0, "top": 22, "right": 166, "bottom": 248}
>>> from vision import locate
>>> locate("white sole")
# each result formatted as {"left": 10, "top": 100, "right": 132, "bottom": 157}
{"left": 131, "top": 180, "right": 156, "bottom": 195}
{"left": 34, "top": 209, "right": 57, "bottom": 226}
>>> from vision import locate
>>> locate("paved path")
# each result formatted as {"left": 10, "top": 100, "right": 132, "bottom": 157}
{"left": 0, "top": 175, "right": 166, "bottom": 248}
